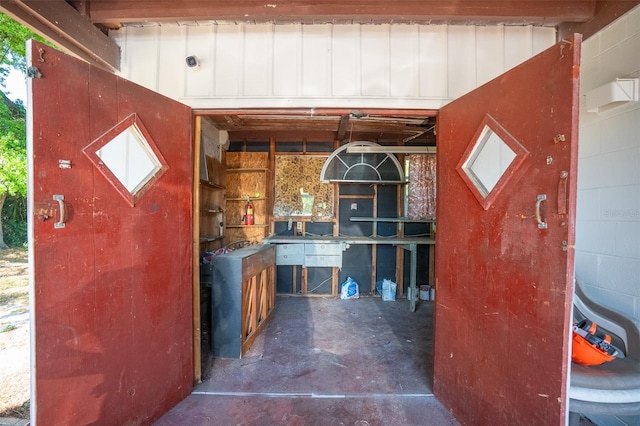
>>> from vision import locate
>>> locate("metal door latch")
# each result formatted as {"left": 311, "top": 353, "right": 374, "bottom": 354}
{"left": 53, "top": 195, "right": 65, "bottom": 229}
{"left": 536, "top": 194, "right": 548, "bottom": 229}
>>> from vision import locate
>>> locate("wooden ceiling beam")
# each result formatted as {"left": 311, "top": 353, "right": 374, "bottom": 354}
{"left": 557, "top": 1, "right": 640, "bottom": 40}
{"left": 227, "top": 129, "right": 435, "bottom": 144}
{"left": 86, "top": 1, "right": 596, "bottom": 26}
{"left": 336, "top": 115, "right": 350, "bottom": 141}
{"left": 0, "top": 0, "right": 120, "bottom": 71}
{"left": 228, "top": 130, "right": 338, "bottom": 142}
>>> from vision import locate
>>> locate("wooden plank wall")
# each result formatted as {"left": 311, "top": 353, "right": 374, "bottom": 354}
{"left": 114, "top": 23, "right": 555, "bottom": 110}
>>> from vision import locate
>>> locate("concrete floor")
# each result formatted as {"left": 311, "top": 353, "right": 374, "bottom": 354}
{"left": 155, "top": 296, "right": 459, "bottom": 425}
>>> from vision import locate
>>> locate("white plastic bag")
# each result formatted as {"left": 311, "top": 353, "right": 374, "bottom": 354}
{"left": 340, "top": 277, "right": 360, "bottom": 300}
{"left": 382, "top": 279, "right": 397, "bottom": 301}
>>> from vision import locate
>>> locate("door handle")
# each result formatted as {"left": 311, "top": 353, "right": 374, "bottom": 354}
{"left": 53, "top": 194, "right": 65, "bottom": 229}
{"left": 536, "top": 194, "right": 547, "bottom": 229}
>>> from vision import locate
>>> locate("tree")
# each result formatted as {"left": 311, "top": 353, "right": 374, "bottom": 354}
{"left": 0, "top": 136, "right": 26, "bottom": 248}
{"left": 0, "top": 14, "right": 35, "bottom": 86}
{"left": 0, "top": 91, "right": 26, "bottom": 248}
{"left": 0, "top": 13, "right": 41, "bottom": 248}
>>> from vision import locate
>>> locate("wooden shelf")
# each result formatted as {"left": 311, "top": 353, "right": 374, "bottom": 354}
{"left": 226, "top": 224, "right": 270, "bottom": 228}
{"left": 225, "top": 152, "right": 271, "bottom": 245}
{"left": 274, "top": 217, "right": 336, "bottom": 222}
{"left": 200, "top": 236, "right": 224, "bottom": 244}
{"left": 227, "top": 168, "right": 270, "bottom": 173}
{"left": 328, "top": 179, "right": 408, "bottom": 184}
{"left": 200, "top": 180, "right": 225, "bottom": 190}
{"left": 349, "top": 217, "right": 435, "bottom": 223}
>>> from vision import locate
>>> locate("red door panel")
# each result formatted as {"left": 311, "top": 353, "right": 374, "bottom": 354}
{"left": 434, "top": 34, "right": 581, "bottom": 425}
{"left": 28, "top": 40, "right": 193, "bottom": 425}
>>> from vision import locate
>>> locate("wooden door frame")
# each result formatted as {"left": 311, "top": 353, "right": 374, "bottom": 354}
{"left": 193, "top": 116, "right": 203, "bottom": 381}
{"left": 191, "top": 108, "right": 437, "bottom": 379}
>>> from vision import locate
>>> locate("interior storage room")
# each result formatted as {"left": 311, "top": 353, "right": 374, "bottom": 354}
{"left": 190, "top": 112, "right": 446, "bottom": 423}
{"left": 195, "top": 111, "right": 437, "bottom": 362}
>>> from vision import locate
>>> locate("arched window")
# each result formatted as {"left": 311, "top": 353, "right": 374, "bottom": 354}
{"left": 320, "top": 142, "right": 406, "bottom": 184}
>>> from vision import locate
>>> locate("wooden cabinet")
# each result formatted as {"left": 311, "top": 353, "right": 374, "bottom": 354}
{"left": 225, "top": 152, "right": 271, "bottom": 245}
{"left": 209, "top": 244, "right": 276, "bottom": 358}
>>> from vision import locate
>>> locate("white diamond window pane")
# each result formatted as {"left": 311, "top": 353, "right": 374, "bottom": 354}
{"left": 466, "top": 127, "right": 516, "bottom": 197}
{"left": 96, "top": 125, "right": 161, "bottom": 194}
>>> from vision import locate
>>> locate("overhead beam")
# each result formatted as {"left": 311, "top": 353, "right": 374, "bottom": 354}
{"left": 336, "top": 115, "right": 350, "bottom": 141}
{"left": 87, "top": 1, "right": 596, "bottom": 26}
{"left": 557, "top": 1, "right": 640, "bottom": 40}
{"left": 0, "top": 0, "right": 120, "bottom": 71}
{"left": 346, "top": 146, "right": 436, "bottom": 154}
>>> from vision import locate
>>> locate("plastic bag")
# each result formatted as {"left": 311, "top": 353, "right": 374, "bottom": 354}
{"left": 382, "top": 279, "right": 397, "bottom": 301}
{"left": 340, "top": 277, "right": 359, "bottom": 300}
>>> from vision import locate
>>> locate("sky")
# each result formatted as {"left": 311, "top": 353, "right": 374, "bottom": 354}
{"left": 3, "top": 68, "right": 27, "bottom": 103}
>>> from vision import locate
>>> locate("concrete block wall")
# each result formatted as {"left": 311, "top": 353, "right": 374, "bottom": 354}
{"left": 576, "top": 4, "right": 640, "bottom": 322}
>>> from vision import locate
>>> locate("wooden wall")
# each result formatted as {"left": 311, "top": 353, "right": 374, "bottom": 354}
{"left": 274, "top": 156, "right": 333, "bottom": 219}
{"left": 113, "top": 23, "right": 555, "bottom": 110}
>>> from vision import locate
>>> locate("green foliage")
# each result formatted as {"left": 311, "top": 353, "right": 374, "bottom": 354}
{"left": 3, "top": 193, "right": 25, "bottom": 221}
{"left": 1, "top": 324, "right": 17, "bottom": 333}
{"left": 0, "top": 132, "right": 26, "bottom": 197}
{"left": 2, "top": 195, "right": 27, "bottom": 247}
{"left": 0, "top": 13, "right": 32, "bottom": 247}
{"left": 0, "top": 13, "right": 43, "bottom": 87}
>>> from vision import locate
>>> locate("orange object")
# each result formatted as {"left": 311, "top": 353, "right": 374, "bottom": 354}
{"left": 571, "top": 320, "right": 620, "bottom": 366}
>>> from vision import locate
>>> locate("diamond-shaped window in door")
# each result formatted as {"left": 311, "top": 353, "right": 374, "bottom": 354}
{"left": 83, "top": 113, "right": 168, "bottom": 207}
{"left": 456, "top": 114, "right": 529, "bottom": 210}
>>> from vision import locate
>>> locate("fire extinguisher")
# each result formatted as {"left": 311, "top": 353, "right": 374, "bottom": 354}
{"left": 244, "top": 197, "right": 254, "bottom": 225}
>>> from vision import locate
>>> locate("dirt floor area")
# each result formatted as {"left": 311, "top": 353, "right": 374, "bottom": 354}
{"left": 0, "top": 247, "right": 30, "bottom": 419}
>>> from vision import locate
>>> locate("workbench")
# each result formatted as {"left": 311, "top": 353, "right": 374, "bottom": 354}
{"left": 262, "top": 234, "right": 435, "bottom": 312}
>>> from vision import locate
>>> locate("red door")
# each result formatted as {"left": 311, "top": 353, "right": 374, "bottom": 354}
{"left": 434, "top": 34, "right": 581, "bottom": 425}
{"left": 27, "top": 40, "right": 194, "bottom": 425}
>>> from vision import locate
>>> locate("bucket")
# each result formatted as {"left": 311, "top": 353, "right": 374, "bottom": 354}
{"left": 419, "top": 285, "right": 431, "bottom": 301}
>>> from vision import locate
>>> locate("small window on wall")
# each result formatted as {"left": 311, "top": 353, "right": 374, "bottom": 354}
{"left": 456, "top": 114, "right": 529, "bottom": 210}
{"left": 83, "top": 113, "right": 168, "bottom": 207}
{"left": 228, "top": 141, "right": 270, "bottom": 152}
{"left": 305, "top": 142, "right": 334, "bottom": 153}
{"left": 275, "top": 141, "right": 303, "bottom": 153}
{"left": 319, "top": 141, "right": 406, "bottom": 183}
{"left": 274, "top": 155, "right": 334, "bottom": 219}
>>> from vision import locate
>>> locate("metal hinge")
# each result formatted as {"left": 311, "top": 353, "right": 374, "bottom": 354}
{"left": 27, "top": 67, "right": 42, "bottom": 79}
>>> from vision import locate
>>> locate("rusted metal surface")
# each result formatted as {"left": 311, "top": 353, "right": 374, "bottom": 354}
{"left": 29, "top": 40, "right": 194, "bottom": 425}
{"left": 434, "top": 34, "right": 581, "bottom": 425}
